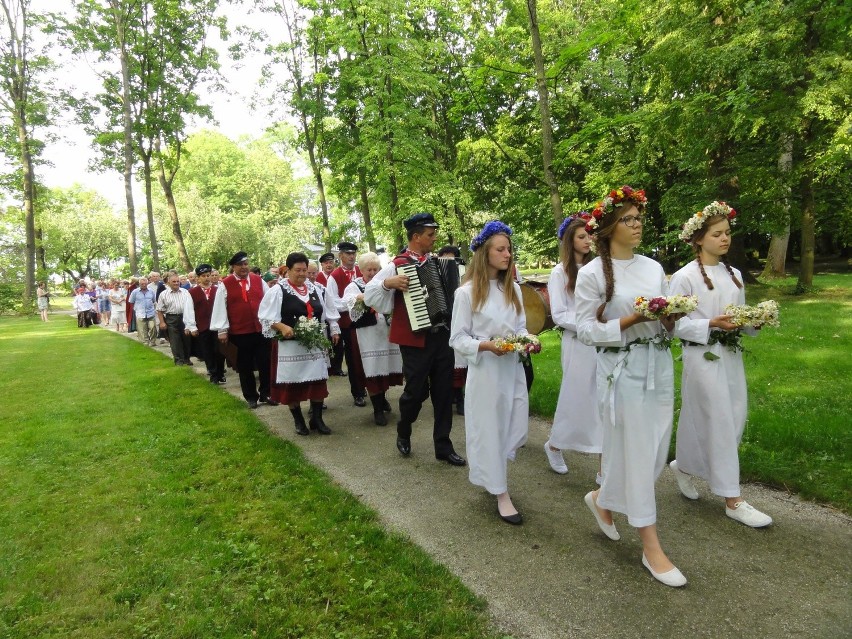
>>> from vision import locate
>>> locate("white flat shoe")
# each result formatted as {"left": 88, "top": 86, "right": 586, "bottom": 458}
{"left": 726, "top": 500, "right": 773, "bottom": 528}
{"left": 544, "top": 441, "right": 568, "bottom": 474}
{"left": 642, "top": 554, "right": 687, "bottom": 587}
{"left": 584, "top": 491, "right": 620, "bottom": 541}
{"left": 669, "top": 460, "right": 699, "bottom": 500}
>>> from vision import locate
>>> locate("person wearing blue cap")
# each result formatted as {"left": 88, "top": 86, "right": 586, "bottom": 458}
{"left": 364, "top": 213, "right": 466, "bottom": 467}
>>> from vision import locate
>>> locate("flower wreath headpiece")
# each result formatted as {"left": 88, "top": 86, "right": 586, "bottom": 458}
{"left": 557, "top": 212, "right": 591, "bottom": 240}
{"left": 587, "top": 185, "right": 648, "bottom": 233}
{"left": 470, "top": 220, "right": 513, "bottom": 252}
{"left": 678, "top": 201, "right": 737, "bottom": 242}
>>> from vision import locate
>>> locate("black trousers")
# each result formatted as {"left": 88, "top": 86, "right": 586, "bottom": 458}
{"left": 164, "top": 313, "right": 191, "bottom": 363}
{"left": 229, "top": 332, "right": 271, "bottom": 402}
{"left": 398, "top": 329, "right": 455, "bottom": 457}
{"left": 329, "top": 331, "right": 345, "bottom": 373}
{"left": 194, "top": 329, "right": 225, "bottom": 379}
{"left": 340, "top": 325, "right": 365, "bottom": 399}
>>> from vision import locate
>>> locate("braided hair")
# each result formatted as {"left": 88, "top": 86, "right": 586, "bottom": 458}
{"left": 689, "top": 214, "right": 742, "bottom": 290}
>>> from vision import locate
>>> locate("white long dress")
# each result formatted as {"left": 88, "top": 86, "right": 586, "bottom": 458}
{"left": 669, "top": 261, "right": 752, "bottom": 498}
{"left": 450, "top": 280, "right": 529, "bottom": 495}
{"left": 548, "top": 264, "right": 602, "bottom": 453}
{"left": 575, "top": 255, "right": 678, "bottom": 528}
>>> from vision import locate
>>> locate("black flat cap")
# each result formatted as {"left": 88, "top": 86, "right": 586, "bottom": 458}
{"left": 228, "top": 251, "right": 249, "bottom": 265}
{"left": 403, "top": 212, "right": 439, "bottom": 231}
{"left": 337, "top": 241, "right": 358, "bottom": 252}
{"left": 319, "top": 252, "right": 335, "bottom": 263}
{"left": 195, "top": 263, "right": 213, "bottom": 276}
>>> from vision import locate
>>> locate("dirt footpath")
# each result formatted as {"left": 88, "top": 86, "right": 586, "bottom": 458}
{"left": 147, "top": 336, "right": 850, "bottom": 638}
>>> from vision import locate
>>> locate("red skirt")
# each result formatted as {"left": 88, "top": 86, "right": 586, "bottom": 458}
{"left": 350, "top": 328, "right": 403, "bottom": 396}
{"left": 269, "top": 340, "right": 328, "bottom": 404}
{"left": 453, "top": 366, "right": 467, "bottom": 390}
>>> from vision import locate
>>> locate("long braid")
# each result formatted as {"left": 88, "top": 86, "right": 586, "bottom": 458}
{"left": 595, "top": 237, "right": 615, "bottom": 323}
{"left": 695, "top": 249, "right": 714, "bottom": 290}
{"left": 721, "top": 255, "right": 743, "bottom": 289}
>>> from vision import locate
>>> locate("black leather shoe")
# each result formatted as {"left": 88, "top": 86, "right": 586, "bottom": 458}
{"left": 216, "top": 376, "right": 226, "bottom": 384}
{"left": 354, "top": 396, "right": 366, "bottom": 407}
{"left": 396, "top": 437, "right": 411, "bottom": 456}
{"left": 436, "top": 452, "right": 467, "bottom": 466}
{"left": 498, "top": 507, "right": 523, "bottom": 525}
{"left": 259, "top": 397, "right": 280, "bottom": 406}
{"left": 247, "top": 400, "right": 258, "bottom": 410}
{"left": 373, "top": 410, "right": 387, "bottom": 426}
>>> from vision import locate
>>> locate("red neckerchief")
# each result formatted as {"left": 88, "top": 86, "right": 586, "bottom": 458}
{"left": 403, "top": 249, "right": 428, "bottom": 264}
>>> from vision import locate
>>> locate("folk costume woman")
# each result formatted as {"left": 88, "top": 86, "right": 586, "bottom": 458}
{"left": 259, "top": 252, "right": 340, "bottom": 436}
{"left": 449, "top": 222, "right": 529, "bottom": 525}
{"left": 343, "top": 252, "right": 403, "bottom": 426}
{"left": 575, "top": 185, "right": 687, "bottom": 587}
{"left": 544, "top": 214, "right": 601, "bottom": 478}
{"left": 668, "top": 203, "right": 772, "bottom": 528}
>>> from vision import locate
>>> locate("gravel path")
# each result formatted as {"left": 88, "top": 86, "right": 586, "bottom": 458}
{"left": 139, "top": 331, "right": 851, "bottom": 639}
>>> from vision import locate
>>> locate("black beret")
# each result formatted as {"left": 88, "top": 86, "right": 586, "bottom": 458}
{"left": 403, "top": 212, "right": 439, "bottom": 231}
{"left": 337, "top": 241, "right": 358, "bottom": 252}
{"left": 318, "top": 252, "right": 335, "bottom": 263}
{"left": 228, "top": 251, "right": 249, "bottom": 265}
{"left": 195, "top": 263, "right": 213, "bottom": 276}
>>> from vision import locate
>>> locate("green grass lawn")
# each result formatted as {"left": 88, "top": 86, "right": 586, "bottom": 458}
{"left": 0, "top": 317, "right": 504, "bottom": 639}
{"left": 530, "top": 272, "right": 852, "bottom": 513}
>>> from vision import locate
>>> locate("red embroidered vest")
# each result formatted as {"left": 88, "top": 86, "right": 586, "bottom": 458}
{"left": 189, "top": 285, "right": 218, "bottom": 333}
{"left": 387, "top": 254, "right": 427, "bottom": 348}
{"left": 221, "top": 274, "right": 264, "bottom": 335}
{"left": 329, "top": 266, "right": 361, "bottom": 328}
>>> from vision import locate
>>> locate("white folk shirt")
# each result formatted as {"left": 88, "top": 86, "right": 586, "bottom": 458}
{"left": 156, "top": 287, "right": 197, "bottom": 332}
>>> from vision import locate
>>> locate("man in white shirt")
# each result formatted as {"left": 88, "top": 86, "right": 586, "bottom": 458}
{"left": 156, "top": 270, "right": 197, "bottom": 365}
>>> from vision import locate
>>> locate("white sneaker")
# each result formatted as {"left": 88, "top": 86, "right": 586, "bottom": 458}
{"left": 726, "top": 501, "right": 773, "bottom": 528}
{"left": 669, "top": 460, "right": 699, "bottom": 500}
{"left": 544, "top": 441, "right": 568, "bottom": 474}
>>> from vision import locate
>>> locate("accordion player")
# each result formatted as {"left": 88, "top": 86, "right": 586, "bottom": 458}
{"left": 397, "top": 257, "right": 461, "bottom": 332}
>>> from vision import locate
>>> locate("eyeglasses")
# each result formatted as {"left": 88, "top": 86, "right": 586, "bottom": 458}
{"left": 619, "top": 215, "right": 644, "bottom": 228}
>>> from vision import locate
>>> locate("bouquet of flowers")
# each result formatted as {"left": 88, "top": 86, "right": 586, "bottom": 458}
{"left": 492, "top": 333, "right": 542, "bottom": 361}
{"left": 633, "top": 295, "right": 698, "bottom": 320}
{"left": 724, "top": 300, "right": 780, "bottom": 328}
{"left": 277, "top": 315, "right": 332, "bottom": 351}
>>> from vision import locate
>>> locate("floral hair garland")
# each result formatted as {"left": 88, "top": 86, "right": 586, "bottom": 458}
{"left": 470, "top": 220, "right": 513, "bottom": 252}
{"left": 587, "top": 185, "right": 648, "bottom": 233}
{"left": 557, "top": 212, "right": 591, "bottom": 240}
{"left": 679, "top": 201, "right": 737, "bottom": 242}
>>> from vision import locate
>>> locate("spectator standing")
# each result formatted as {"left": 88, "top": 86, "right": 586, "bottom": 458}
{"left": 129, "top": 278, "right": 158, "bottom": 346}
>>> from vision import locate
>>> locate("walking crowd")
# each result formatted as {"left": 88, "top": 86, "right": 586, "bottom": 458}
{"left": 71, "top": 187, "right": 773, "bottom": 589}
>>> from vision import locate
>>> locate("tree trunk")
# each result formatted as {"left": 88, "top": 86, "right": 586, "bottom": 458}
{"left": 35, "top": 225, "right": 46, "bottom": 272}
{"left": 157, "top": 158, "right": 192, "bottom": 273}
{"left": 140, "top": 156, "right": 160, "bottom": 271}
{"left": 116, "top": 7, "right": 138, "bottom": 275}
{"left": 761, "top": 137, "right": 793, "bottom": 279}
{"left": 526, "top": 0, "right": 563, "bottom": 229}
{"left": 796, "top": 176, "right": 816, "bottom": 291}
{"left": 17, "top": 116, "right": 36, "bottom": 309}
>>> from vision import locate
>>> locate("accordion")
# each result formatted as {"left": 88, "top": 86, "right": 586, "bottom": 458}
{"left": 397, "top": 257, "right": 461, "bottom": 332}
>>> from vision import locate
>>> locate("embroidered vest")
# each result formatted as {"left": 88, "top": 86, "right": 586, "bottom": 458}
{"left": 329, "top": 266, "right": 361, "bottom": 328}
{"left": 222, "top": 274, "right": 263, "bottom": 335}
{"left": 189, "top": 285, "right": 218, "bottom": 333}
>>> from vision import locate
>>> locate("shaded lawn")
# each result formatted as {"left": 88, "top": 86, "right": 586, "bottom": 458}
{"left": 0, "top": 317, "right": 505, "bottom": 639}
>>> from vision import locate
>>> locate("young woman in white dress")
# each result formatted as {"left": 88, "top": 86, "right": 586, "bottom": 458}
{"left": 575, "top": 185, "right": 687, "bottom": 587}
{"left": 450, "top": 221, "right": 529, "bottom": 525}
{"left": 668, "top": 202, "right": 772, "bottom": 528}
{"left": 544, "top": 214, "right": 601, "bottom": 479}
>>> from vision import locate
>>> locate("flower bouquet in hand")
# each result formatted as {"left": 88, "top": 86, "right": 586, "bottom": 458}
{"left": 634, "top": 295, "right": 698, "bottom": 320}
{"left": 724, "top": 300, "right": 780, "bottom": 328}
{"left": 277, "top": 315, "right": 332, "bottom": 351}
{"left": 492, "top": 333, "right": 542, "bottom": 362}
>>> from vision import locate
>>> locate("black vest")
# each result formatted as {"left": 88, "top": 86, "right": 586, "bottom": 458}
{"left": 350, "top": 281, "right": 378, "bottom": 329}
{"left": 279, "top": 284, "right": 324, "bottom": 328}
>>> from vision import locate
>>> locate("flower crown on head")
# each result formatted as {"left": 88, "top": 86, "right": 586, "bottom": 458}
{"left": 557, "top": 212, "right": 591, "bottom": 240}
{"left": 587, "top": 185, "right": 648, "bottom": 233}
{"left": 470, "top": 220, "right": 513, "bottom": 252}
{"left": 678, "top": 201, "right": 737, "bottom": 242}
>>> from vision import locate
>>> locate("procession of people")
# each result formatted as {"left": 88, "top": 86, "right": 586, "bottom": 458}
{"left": 70, "top": 196, "right": 774, "bottom": 589}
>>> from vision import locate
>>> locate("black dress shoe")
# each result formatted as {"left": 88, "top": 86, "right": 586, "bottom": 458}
{"left": 373, "top": 410, "right": 387, "bottom": 426}
{"left": 353, "top": 396, "right": 366, "bottom": 407}
{"left": 436, "top": 452, "right": 467, "bottom": 466}
{"left": 247, "top": 400, "right": 258, "bottom": 410}
{"left": 216, "top": 376, "right": 227, "bottom": 384}
{"left": 497, "top": 507, "right": 523, "bottom": 525}
{"left": 259, "top": 397, "right": 280, "bottom": 406}
{"left": 396, "top": 437, "right": 411, "bottom": 456}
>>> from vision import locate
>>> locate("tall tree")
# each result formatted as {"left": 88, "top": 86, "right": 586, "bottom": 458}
{"left": 0, "top": 0, "right": 49, "bottom": 308}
